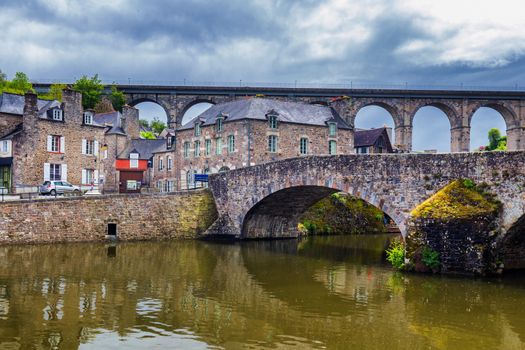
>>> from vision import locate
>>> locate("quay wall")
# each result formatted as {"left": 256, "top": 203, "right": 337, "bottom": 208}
{"left": 0, "top": 190, "right": 217, "bottom": 245}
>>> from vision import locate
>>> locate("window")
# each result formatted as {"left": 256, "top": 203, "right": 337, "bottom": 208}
{"left": 268, "top": 115, "right": 278, "bottom": 129}
{"left": 186, "top": 170, "right": 193, "bottom": 189}
{"left": 158, "top": 157, "right": 164, "bottom": 170}
{"left": 50, "top": 164, "right": 61, "bottom": 181}
{"left": 183, "top": 142, "right": 190, "bottom": 158}
{"left": 83, "top": 112, "right": 93, "bottom": 125}
{"left": 167, "top": 157, "right": 173, "bottom": 170}
{"left": 205, "top": 139, "right": 211, "bottom": 156}
{"left": 82, "top": 169, "right": 95, "bottom": 185}
{"left": 1, "top": 141, "right": 8, "bottom": 153}
{"left": 216, "top": 137, "right": 222, "bottom": 155}
{"left": 328, "top": 123, "right": 337, "bottom": 136}
{"left": 227, "top": 135, "right": 235, "bottom": 153}
{"left": 300, "top": 138, "right": 308, "bottom": 155}
{"left": 216, "top": 117, "right": 223, "bottom": 132}
{"left": 167, "top": 136, "right": 173, "bottom": 149}
{"left": 268, "top": 135, "right": 278, "bottom": 153}
{"left": 194, "top": 123, "right": 201, "bottom": 136}
{"left": 52, "top": 109, "right": 63, "bottom": 121}
{"left": 130, "top": 153, "right": 139, "bottom": 168}
{"left": 194, "top": 140, "right": 201, "bottom": 157}
{"left": 84, "top": 140, "right": 95, "bottom": 155}
{"left": 167, "top": 181, "right": 174, "bottom": 192}
{"left": 48, "top": 135, "right": 62, "bottom": 153}
{"left": 157, "top": 181, "right": 162, "bottom": 189}
{"left": 329, "top": 140, "right": 337, "bottom": 155}
{"left": 358, "top": 147, "right": 369, "bottom": 154}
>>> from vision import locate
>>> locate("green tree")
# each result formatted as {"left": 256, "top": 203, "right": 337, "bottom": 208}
{"left": 150, "top": 117, "right": 167, "bottom": 134}
{"left": 140, "top": 130, "right": 157, "bottom": 139}
{"left": 1, "top": 71, "right": 34, "bottom": 95}
{"left": 73, "top": 74, "right": 103, "bottom": 109}
{"left": 109, "top": 85, "right": 126, "bottom": 112}
{"left": 139, "top": 119, "right": 150, "bottom": 128}
{"left": 0, "top": 69, "right": 6, "bottom": 86}
{"left": 38, "top": 83, "right": 67, "bottom": 101}
{"left": 481, "top": 128, "right": 507, "bottom": 151}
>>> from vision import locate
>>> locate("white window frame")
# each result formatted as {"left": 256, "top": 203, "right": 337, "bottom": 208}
{"left": 205, "top": 139, "right": 211, "bottom": 156}
{"left": 159, "top": 157, "right": 164, "bottom": 170}
{"left": 194, "top": 123, "right": 201, "bottom": 136}
{"left": 49, "top": 135, "right": 61, "bottom": 153}
{"left": 52, "top": 109, "right": 63, "bottom": 121}
{"left": 268, "top": 115, "right": 278, "bottom": 129}
{"left": 50, "top": 164, "right": 61, "bottom": 181}
{"left": 216, "top": 117, "right": 223, "bottom": 132}
{"left": 183, "top": 142, "right": 190, "bottom": 158}
{"left": 83, "top": 112, "right": 93, "bottom": 125}
{"left": 130, "top": 153, "right": 139, "bottom": 168}
{"left": 167, "top": 157, "right": 173, "bottom": 170}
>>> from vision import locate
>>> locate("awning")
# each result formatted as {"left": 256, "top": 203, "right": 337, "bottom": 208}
{"left": 0, "top": 157, "right": 12, "bottom": 166}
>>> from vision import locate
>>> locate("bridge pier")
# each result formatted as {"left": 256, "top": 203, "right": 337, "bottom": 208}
{"left": 507, "top": 127, "right": 525, "bottom": 151}
{"left": 394, "top": 125, "right": 412, "bottom": 152}
{"left": 451, "top": 126, "right": 470, "bottom": 152}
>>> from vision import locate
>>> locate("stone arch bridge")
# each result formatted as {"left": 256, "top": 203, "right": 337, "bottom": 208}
{"left": 118, "top": 85, "right": 525, "bottom": 152}
{"left": 207, "top": 152, "right": 525, "bottom": 241}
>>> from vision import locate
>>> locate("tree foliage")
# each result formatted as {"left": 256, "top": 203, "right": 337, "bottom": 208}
{"left": 140, "top": 130, "right": 157, "bottom": 139}
{"left": 38, "top": 83, "right": 67, "bottom": 101}
{"left": 150, "top": 117, "right": 167, "bottom": 134}
{"left": 139, "top": 119, "right": 150, "bottom": 128}
{"left": 0, "top": 71, "right": 34, "bottom": 95}
{"left": 109, "top": 85, "right": 126, "bottom": 112}
{"left": 480, "top": 128, "right": 507, "bottom": 151}
{"left": 73, "top": 74, "right": 103, "bottom": 109}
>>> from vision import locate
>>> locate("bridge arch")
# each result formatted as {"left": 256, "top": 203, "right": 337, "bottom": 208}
{"left": 411, "top": 104, "right": 454, "bottom": 152}
{"left": 468, "top": 102, "right": 518, "bottom": 128}
{"left": 179, "top": 99, "right": 216, "bottom": 126}
{"left": 241, "top": 185, "right": 402, "bottom": 239}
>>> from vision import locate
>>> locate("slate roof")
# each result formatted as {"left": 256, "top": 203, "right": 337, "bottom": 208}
{"left": 178, "top": 98, "right": 351, "bottom": 130}
{"left": 0, "top": 123, "right": 23, "bottom": 140}
{"left": 118, "top": 139, "right": 166, "bottom": 159}
{"left": 354, "top": 127, "right": 391, "bottom": 147}
{"left": 92, "top": 111, "right": 128, "bottom": 135}
{"left": 0, "top": 93, "right": 58, "bottom": 116}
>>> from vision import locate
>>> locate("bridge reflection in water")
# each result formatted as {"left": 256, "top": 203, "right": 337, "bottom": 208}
{"left": 0, "top": 237, "right": 523, "bottom": 349}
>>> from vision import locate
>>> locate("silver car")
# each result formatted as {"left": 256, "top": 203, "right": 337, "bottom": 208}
{"left": 40, "top": 181, "right": 81, "bottom": 196}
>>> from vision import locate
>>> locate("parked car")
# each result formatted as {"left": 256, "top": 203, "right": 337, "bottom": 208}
{"left": 39, "top": 181, "right": 81, "bottom": 196}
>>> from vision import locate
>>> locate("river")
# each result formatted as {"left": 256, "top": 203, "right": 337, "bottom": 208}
{"left": 0, "top": 235, "right": 523, "bottom": 349}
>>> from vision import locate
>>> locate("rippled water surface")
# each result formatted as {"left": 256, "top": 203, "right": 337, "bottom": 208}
{"left": 0, "top": 235, "right": 524, "bottom": 349}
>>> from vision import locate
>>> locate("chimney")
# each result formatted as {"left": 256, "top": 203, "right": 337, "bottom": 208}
{"left": 122, "top": 105, "right": 140, "bottom": 139}
{"left": 23, "top": 92, "right": 39, "bottom": 133}
{"left": 62, "top": 88, "right": 83, "bottom": 124}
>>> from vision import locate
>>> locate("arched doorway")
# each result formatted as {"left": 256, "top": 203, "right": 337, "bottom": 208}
{"left": 412, "top": 106, "right": 452, "bottom": 153}
{"left": 470, "top": 107, "right": 508, "bottom": 151}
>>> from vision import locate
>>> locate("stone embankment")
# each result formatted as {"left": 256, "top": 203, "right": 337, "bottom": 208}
{"left": 0, "top": 190, "right": 217, "bottom": 245}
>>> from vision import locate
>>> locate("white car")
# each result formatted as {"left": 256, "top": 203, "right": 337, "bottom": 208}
{"left": 40, "top": 181, "right": 81, "bottom": 196}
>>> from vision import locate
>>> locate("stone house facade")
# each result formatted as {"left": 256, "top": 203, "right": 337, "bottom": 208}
{"left": 0, "top": 91, "right": 139, "bottom": 193}
{"left": 354, "top": 127, "right": 394, "bottom": 154}
{"left": 153, "top": 98, "right": 353, "bottom": 190}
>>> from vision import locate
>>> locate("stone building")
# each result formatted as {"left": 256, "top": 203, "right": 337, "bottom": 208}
{"left": 153, "top": 98, "right": 353, "bottom": 190}
{"left": 0, "top": 91, "right": 139, "bottom": 193}
{"left": 354, "top": 127, "right": 394, "bottom": 154}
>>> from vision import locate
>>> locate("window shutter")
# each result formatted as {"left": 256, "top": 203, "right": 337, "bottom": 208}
{"left": 44, "top": 163, "right": 50, "bottom": 181}
{"left": 60, "top": 136, "right": 65, "bottom": 153}
{"left": 81, "top": 139, "right": 86, "bottom": 155}
{"left": 94, "top": 170, "right": 99, "bottom": 184}
{"left": 62, "top": 164, "right": 68, "bottom": 181}
{"left": 94, "top": 140, "right": 99, "bottom": 156}
{"left": 82, "top": 169, "right": 87, "bottom": 185}
{"left": 47, "top": 136, "right": 52, "bottom": 152}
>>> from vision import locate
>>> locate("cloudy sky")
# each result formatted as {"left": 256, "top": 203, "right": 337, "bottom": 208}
{"left": 1, "top": 0, "right": 522, "bottom": 151}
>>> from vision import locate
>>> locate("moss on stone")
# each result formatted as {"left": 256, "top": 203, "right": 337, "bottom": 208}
{"left": 411, "top": 179, "right": 501, "bottom": 220}
{"left": 299, "top": 193, "right": 386, "bottom": 235}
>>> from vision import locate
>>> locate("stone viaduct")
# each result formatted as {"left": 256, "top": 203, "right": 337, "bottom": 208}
{"left": 33, "top": 83, "right": 525, "bottom": 151}
{"left": 207, "top": 152, "right": 525, "bottom": 240}
{"left": 101, "top": 85, "right": 525, "bottom": 152}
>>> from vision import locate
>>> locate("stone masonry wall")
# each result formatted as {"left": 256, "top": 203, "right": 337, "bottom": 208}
{"left": 0, "top": 190, "right": 217, "bottom": 245}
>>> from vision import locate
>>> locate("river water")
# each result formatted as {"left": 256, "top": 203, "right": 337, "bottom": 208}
{"left": 0, "top": 235, "right": 523, "bottom": 349}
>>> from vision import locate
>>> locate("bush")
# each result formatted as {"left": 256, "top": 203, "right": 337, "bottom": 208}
{"left": 463, "top": 178, "right": 475, "bottom": 189}
{"left": 421, "top": 247, "right": 440, "bottom": 271}
{"left": 386, "top": 239, "right": 405, "bottom": 270}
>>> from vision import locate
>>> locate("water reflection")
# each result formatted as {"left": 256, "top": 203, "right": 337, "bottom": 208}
{"left": 0, "top": 236, "right": 522, "bottom": 349}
